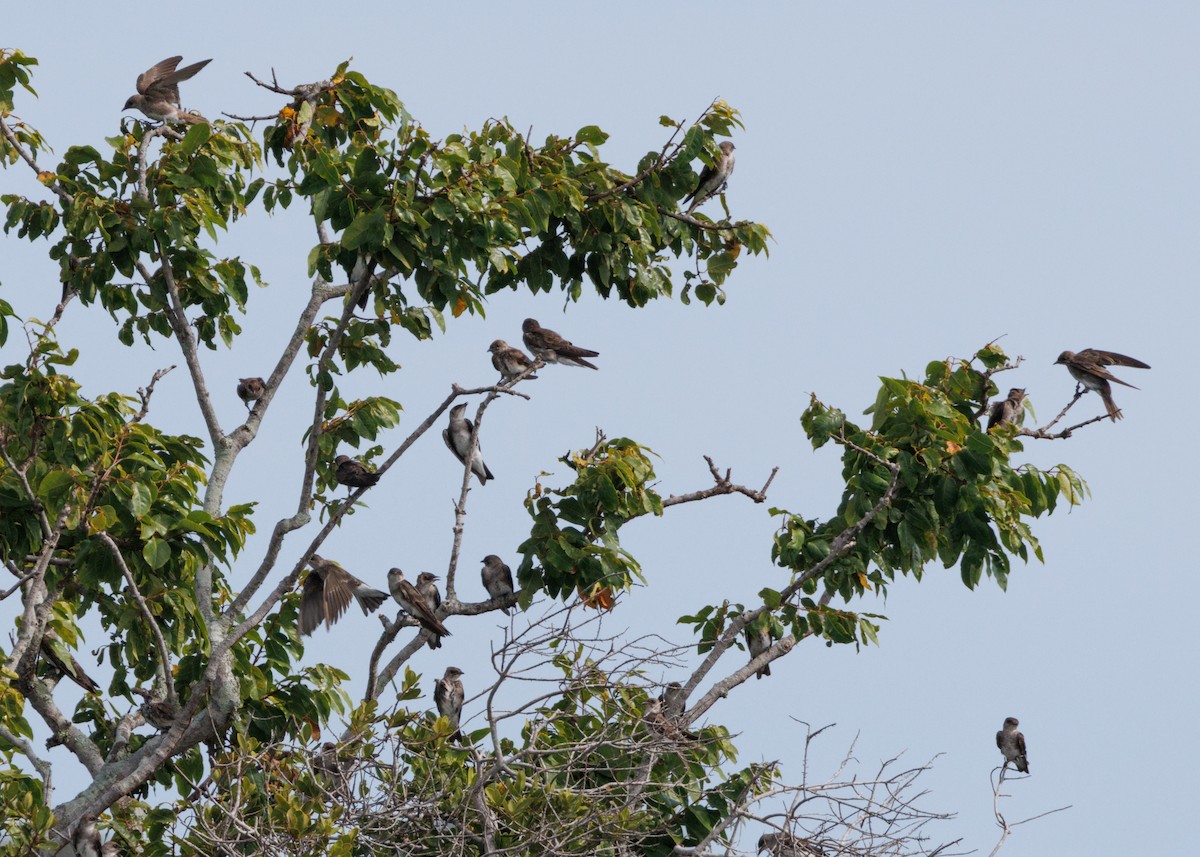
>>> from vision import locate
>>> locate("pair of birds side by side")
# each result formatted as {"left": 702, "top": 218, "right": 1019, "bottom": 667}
{"left": 986, "top": 347, "right": 1150, "bottom": 431}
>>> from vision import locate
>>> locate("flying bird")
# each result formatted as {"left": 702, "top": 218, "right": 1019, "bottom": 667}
{"left": 443, "top": 403, "right": 494, "bottom": 485}
{"left": 123, "top": 56, "right": 211, "bottom": 124}
{"left": 334, "top": 455, "right": 381, "bottom": 489}
{"left": 1055, "top": 349, "right": 1150, "bottom": 421}
{"left": 996, "top": 715, "right": 1029, "bottom": 773}
{"left": 744, "top": 620, "right": 772, "bottom": 679}
{"left": 480, "top": 554, "right": 515, "bottom": 613}
{"left": 757, "top": 832, "right": 825, "bottom": 857}
{"left": 434, "top": 666, "right": 465, "bottom": 731}
{"left": 387, "top": 567, "right": 451, "bottom": 645}
{"left": 684, "top": 140, "right": 736, "bottom": 215}
{"left": 236, "top": 377, "right": 266, "bottom": 411}
{"left": 299, "top": 555, "right": 389, "bottom": 636}
{"left": 488, "top": 339, "right": 539, "bottom": 382}
{"left": 521, "top": 318, "right": 599, "bottom": 370}
{"left": 987, "top": 388, "right": 1026, "bottom": 431}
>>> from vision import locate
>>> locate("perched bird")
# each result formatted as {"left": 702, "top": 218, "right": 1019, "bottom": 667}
{"left": 236, "top": 377, "right": 266, "bottom": 411}
{"left": 744, "top": 620, "right": 772, "bottom": 679}
{"left": 480, "top": 554, "right": 515, "bottom": 613}
{"left": 414, "top": 572, "right": 447, "bottom": 649}
{"left": 434, "top": 666, "right": 465, "bottom": 731}
{"left": 987, "top": 388, "right": 1026, "bottom": 431}
{"left": 488, "top": 339, "right": 539, "bottom": 382}
{"left": 659, "top": 681, "right": 685, "bottom": 717}
{"left": 73, "top": 815, "right": 102, "bottom": 857}
{"left": 521, "top": 318, "right": 600, "bottom": 370}
{"left": 299, "top": 555, "right": 389, "bottom": 636}
{"left": 38, "top": 631, "right": 101, "bottom": 694}
{"left": 123, "top": 56, "right": 211, "bottom": 124}
{"left": 757, "top": 832, "right": 825, "bottom": 857}
{"left": 1055, "top": 349, "right": 1150, "bottom": 421}
{"left": 387, "top": 568, "right": 452, "bottom": 645}
{"left": 334, "top": 455, "right": 381, "bottom": 489}
{"left": 684, "top": 140, "right": 736, "bottom": 215}
{"left": 996, "top": 716, "right": 1030, "bottom": 773}
{"left": 644, "top": 697, "right": 699, "bottom": 744}
{"left": 443, "top": 403, "right": 494, "bottom": 485}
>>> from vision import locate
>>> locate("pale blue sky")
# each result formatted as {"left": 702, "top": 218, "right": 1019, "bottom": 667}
{"left": 3, "top": 3, "right": 1198, "bottom": 854}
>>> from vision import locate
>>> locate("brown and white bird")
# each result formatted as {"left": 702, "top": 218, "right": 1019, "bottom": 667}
{"left": 996, "top": 716, "right": 1030, "bottom": 773}
{"left": 987, "top": 388, "right": 1026, "bottom": 431}
{"left": 659, "top": 681, "right": 685, "bottom": 717}
{"left": 744, "top": 620, "right": 772, "bottom": 679}
{"left": 644, "top": 697, "right": 699, "bottom": 744}
{"left": 236, "top": 377, "right": 266, "bottom": 411}
{"left": 488, "top": 339, "right": 538, "bottom": 382}
{"left": 38, "top": 631, "right": 101, "bottom": 694}
{"left": 757, "top": 832, "right": 825, "bottom": 857}
{"left": 334, "top": 455, "right": 381, "bottom": 489}
{"left": 684, "top": 140, "right": 736, "bottom": 215}
{"left": 521, "top": 318, "right": 599, "bottom": 370}
{"left": 387, "top": 567, "right": 452, "bottom": 644}
{"left": 299, "top": 555, "right": 389, "bottom": 636}
{"left": 443, "top": 403, "right": 494, "bottom": 485}
{"left": 123, "top": 56, "right": 211, "bottom": 123}
{"left": 1055, "top": 349, "right": 1150, "bottom": 421}
{"left": 414, "top": 572, "right": 447, "bottom": 649}
{"left": 434, "top": 666, "right": 465, "bottom": 731}
{"left": 480, "top": 554, "right": 515, "bottom": 613}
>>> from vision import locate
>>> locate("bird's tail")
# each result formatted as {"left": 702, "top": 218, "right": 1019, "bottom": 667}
{"left": 1101, "top": 388, "right": 1123, "bottom": 421}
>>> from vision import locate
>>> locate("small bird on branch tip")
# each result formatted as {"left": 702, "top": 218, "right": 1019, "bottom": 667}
{"left": 434, "top": 665, "right": 465, "bottom": 734}
{"left": 986, "top": 387, "right": 1026, "bottom": 431}
{"left": 123, "top": 56, "right": 212, "bottom": 124}
{"left": 481, "top": 554, "right": 515, "bottom": 613}
{"left": 996, "top": 715, "right": 1030, "bottom": 774}
{"left": 1054, "top": 348, "right": 1150, "bottom": 421}
{"left": 684, "top": 140, "right": 736, "bottom": 215}
{"left": 744, "top": 620, "right": 772, "bottom": 679}
{"left": 521, "top": 318, "right": 600, "bottom": 370}
{"left": 236, "top": 377, "right": 266, "bottom": 410}
{"left": 443, "top": 402, "right": 494, "bottom": 484}
{"left": 299, "top": 555, "right": 389, "bottom": 636}
{"left": 414, "top": 571, "right": 447, "bottom": 649}
{"left": 334, "top": 455, "right": 381, "bottom": 489}
{"left": 388, "top": 567, "right": 452, "bottom": 643}
{"left": 488, "top": 339, "right": 538, "bottom": 381}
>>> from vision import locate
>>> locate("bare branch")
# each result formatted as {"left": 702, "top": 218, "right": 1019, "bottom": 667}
{"left": 663, "top": 455, "right": 778, "bottom": 507}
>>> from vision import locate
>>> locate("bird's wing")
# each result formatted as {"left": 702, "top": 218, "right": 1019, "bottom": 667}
{"left": 143, "top": 58, "right": 211, "bottom": 103}
{"left": 500, "top": 562, "right": 514, "bottom": 589}
{"left": 986, "top": 400, "right": 1004, "bottom": 430}
{"left": 299, "top": 572, "right": 327, "bottom": 635}
{"left": 1015, "top": 731, "right": 1027, "bottom": 756}
{"left": 399, "top": 581, "right": 451, "bottom": 635}
{"left": 434, "top": 678, "right": 447, "bottom": 711}
{"left": 1076, "top": 357, "right": 1141, "bottom": 389}
{"left": 136, "top": 57, "right": 183, "bottom": 95}
{"left": 320, "top": 566, "right": 357, "bottom": 627}
{"left": 995, "top": 730, "right": 1004, "bottom": 750}
{"left": 1078, "top": 348, "right": 1150, "bottom": 369}
{"left": 443, "top": 427, "right": 466, "bottom": 465}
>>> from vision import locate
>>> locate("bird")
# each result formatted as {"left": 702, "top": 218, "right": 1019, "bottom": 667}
{"left": 38, "top": 631, "right": 101, "bottom": 694}
{"left": 488, "top": 339, "right": 539, "bottom": 382}
{"left": 757, "top": 832, "right": 825, "bottom": 856}
{"left": 996, "top": 716, "right": 1030, "bottom": 773}
{"left": 443, "top": 403, "right": 494, "bottom": 485}
{"left": 387, "top": 568, "right": 452, "bottom": 644}
{"left": 73, "top": 815, "right": 102, "bottom": 857}
{"left": 434, "top": 666, "right": 465, "bottom": 732}
{"left": 684, "top": 140, "right": 736, "bottom": 215}
{"left": 644, "top": 697, "right": 699, "bottom": 744}
{"left": 236, "top": 377, "right": 266, "bottom": 411}
{"left": 480, "top": 554, "right": 515, "bottom": 613}
{"left": 744, "top": 620, "right": 772, "bottom": 679}
{"left": 521, "top": 318, "right": 600, "bottom": 370}
{"left": 1054, "top": 349, "right": 1150, "bottom": 422}
{"left": 123, "top": 56, "right": 211, "bottom": 124}
{"left": 299, "top": 555, "right": 389, "bottom": 636}
{"left": 659, "top": 681, "right": 685, "bottom": 717}
{"left": 333, "top": 455, "right": 381, "bottom": 489}
{"left": 414, "top": 572, "right": 447, "bottom": 649}
{"left": 987, "top": 388, "right": 1026, "bottom": 431}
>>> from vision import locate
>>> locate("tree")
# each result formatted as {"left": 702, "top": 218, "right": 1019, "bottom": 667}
{"left": 0, "top": 49, "right": 1091, "bottom": 855}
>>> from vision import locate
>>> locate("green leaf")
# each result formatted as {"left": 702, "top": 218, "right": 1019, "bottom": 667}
{"left": 143, "top": 537, "right": 172, "bottom": 570}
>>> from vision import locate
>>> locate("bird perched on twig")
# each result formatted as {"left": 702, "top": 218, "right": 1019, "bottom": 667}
{"left": 333, "top": 455, "right": 381, "bottom": 489}
{"left": 684, "top": 140, "right": 736, "bottom": 215}
{"left": 443, "top": 403, "right": 494, "bottom": 485}
{"left": 757, "top": 832, "right": 825, "bottom": 856}
{"left": 236, "top": 377, "right": 266, "bottom": 411}
{"left": 744, "top": 619, "right": 772, "bottom": 679}
{"left": 659, "top": 681, "right": 685, "bottom": 717}
{"left": 299, "top": 555, "right": 389, "bottom": 636}
{"left": 123, "top": 56, "right": 211, "bottom": 124}
{"left": 387, "top": 568, "right": 452, "bottom": 645}
{"left": 414, "top": 572, "right": 447, "bottom": 649}
{"left": 38, "top": 631, "right": 101, "bottom": 694}
{"left": 488, "top": 339, "right": 538, "bottom": 382}
{"left": 987, "top": 388, "right": 1026, "bottom": 431}
{"left": 996, "top": 715, "right": 1029, "bottom": 773}
{"left": 434, "top": 666, "right": 465, "bottom": 734}
{"left": 72, "top": 815, "right": 118, "bottom": 857}
{"left": 480, "top": 554, "right": 515, "bottom": 613}
{"left": 522, "top": 318, "right": 600, "bottom": 370}
{"left": 1054, "top": 348, "right": 1150, "bottom": 421}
